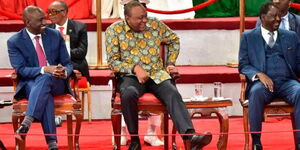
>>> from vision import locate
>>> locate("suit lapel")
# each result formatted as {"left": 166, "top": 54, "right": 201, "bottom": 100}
{"left": 278, "top": 30, "right": 288, "bottom": 60}
{"left": 21, "top": 29, "right": 39, "bottom": 66}
{"left": 41, "top": 30, "right": 52, "bottom": 65}
{"left": 66, "top": 20, "right": 74, "bottom": 36}
{"left": 288, "top": 13, "right": 296, "bottom": 31}
{"left": 253, "top": 28, "right": 266, "bottom": 71}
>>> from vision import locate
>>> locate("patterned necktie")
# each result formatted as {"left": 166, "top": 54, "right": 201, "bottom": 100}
{"left": 34, "top": 36, "right": 47, "bottom": 66}
{"left": 268, "top": 32, "right": 275, "bottom": 48}
{"left": 58, "top": 26, "right": 64, "bottom": 36}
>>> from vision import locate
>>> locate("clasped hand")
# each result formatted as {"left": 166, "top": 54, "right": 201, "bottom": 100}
{"left": 44, "top": 64, "right": 66, "bottom": 79}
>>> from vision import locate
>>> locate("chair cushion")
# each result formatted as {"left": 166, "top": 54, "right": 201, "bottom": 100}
{"left": 70, "top": 77, "right": 88, "bottom": 88}
{"left": 115, "top": 93, "right": 161, "bottom": 103}
{"left": 15, "top": 94, "right": 76, "bottom": 104}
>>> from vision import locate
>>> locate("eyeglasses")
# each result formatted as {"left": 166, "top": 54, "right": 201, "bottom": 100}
{"left": 47, "top": 9, "right": 65, "bottom": 16}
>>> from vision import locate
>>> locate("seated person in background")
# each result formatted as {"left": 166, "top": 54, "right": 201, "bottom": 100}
{"left": 105, "top": 1, "right": 212, "bottom": 149}
{"left": 256, "top": 0, "right": 300, "bottom": 35}
{"left": 47, "top": 0, "right": 90, "bottom": 126}
{"left": 47, "top": 0, "right": 90, "bottom": 82}
{"left": 239, "top": 2, "right": 300, "bottom": 150}
{"left": 7, "top": 6, "right": 73, "bottom": 150}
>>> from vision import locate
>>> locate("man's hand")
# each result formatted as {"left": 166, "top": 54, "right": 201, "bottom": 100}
{"left": 133, "top": 65, "right": 149, "bottom": 84}
{"left": 257, "top": 72, "right": 274, "bottom": 92}
{"left": 166, "top": 65, "right": 177, "bottom": 73}
{"left": 44, "top": 64, "right": 66, "bottom": 79}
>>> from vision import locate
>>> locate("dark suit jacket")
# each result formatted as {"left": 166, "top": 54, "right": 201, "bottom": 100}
{"left": 256, "top": 12, "right": 300, "bottom": 35}
{"left": 7, "top": 27, "right": 73, "bottom": 99}
{"left": 238, "top": 27, "right": 300, "bottom": 95}
{"left": 48, "top": 19, "right": 90, "bottom": 82}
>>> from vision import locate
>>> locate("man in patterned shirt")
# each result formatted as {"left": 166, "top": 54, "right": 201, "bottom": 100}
{"left": 105, "top": 1, "right": 212, "bottom": 150}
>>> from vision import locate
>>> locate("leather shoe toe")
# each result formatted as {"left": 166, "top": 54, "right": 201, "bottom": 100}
{"left": 128, "top": 142, "right": 141, "bottom": 150}
{"left": 191, "top": 131, "right": 212, "bottom": 150}
{"left": 252, "top": 144, "right": 263, "bottom": 150}
{"left": 15, "top": 125, "right": 29, "bottom": 141}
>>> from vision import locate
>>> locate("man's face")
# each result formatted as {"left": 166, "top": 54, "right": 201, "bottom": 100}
{"left": 273, "top": 0, "right": 291, "bottom": 16}
{"left": 125, "top": 6, "right": 148, "bottom": 32}
{"left": 26, "top": 10, "right": 46, "bottom": 35}
{"left": 47, "top": 2, "right": 67, "bottom": 25}
{"left": 261, "top": 6, "right": 281, "bottom": 31}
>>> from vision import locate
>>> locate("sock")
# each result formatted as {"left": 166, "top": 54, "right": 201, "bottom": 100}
{"left": 251, "top": 133, "right": 261, "bottom": 144}
{"left": 131, "top": 135, "right": 140, "bottom": 143}
{"left": 21, "top": 116, "right": 34, "bottom": 128}
{"left": 182, "top": 129, "right": 195, "bottom": 140}
{"left": 48, "top": 140, "right": 58, "bottom": 150}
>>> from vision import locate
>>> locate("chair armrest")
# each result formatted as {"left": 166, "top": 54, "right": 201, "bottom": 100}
{"left": 70, "top": 70, "right": 82, "bottom": 100}
{"left": 11, "top": 72, "right": 18, "bottom": 92}
{"left": 239, "top": 74, "right": 248, "bottom": 106}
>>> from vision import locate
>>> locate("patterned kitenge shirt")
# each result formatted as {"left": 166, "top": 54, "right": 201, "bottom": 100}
{"left": 105, "top": 17, "right": 180, "bottom": 84}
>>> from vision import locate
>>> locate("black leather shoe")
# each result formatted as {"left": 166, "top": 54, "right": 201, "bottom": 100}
{"left": 128, "top": 142, "right": 141, "bottom": 150}
{"left": 15, "top": 124, "right": 29, "bottom": 141}
{"left": 297, "top": 144, "right": 300, "bottom": 150}
{"left": 252, "top": 144, "right": 263, "bottom": 150}
{"left": 190, "top": 131, "right": 212, "bottom": 150}
{"left": 49, "top": 148, "right": 58, "bottom": 150}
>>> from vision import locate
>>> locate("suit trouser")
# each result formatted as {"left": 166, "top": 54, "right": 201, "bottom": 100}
{"left": 119, "top": 76, "right": 194, "bottom": 137}
{"left": 25, "top": 74, "right": 66, "bottom": 143}
{"left": 248, "top": 79, "right": 300, "bottom": 143}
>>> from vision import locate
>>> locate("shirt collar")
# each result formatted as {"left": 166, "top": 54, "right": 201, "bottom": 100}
{"left": 282, "top": 12, "right": 289, "bottom": 20}
{"left": 261, "top": 25, "right": 278, "bottom": 36}
{"left": 55, "top": 19, "right": 68, "bottom": 30}
{"left": 25, "top": 28, "right": 42, "bottom": 40}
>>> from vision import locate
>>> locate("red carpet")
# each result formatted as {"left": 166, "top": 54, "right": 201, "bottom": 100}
{"left": 0, "top": 117, "right": 295, "bottom": 149}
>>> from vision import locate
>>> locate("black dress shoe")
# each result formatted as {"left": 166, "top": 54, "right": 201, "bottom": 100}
{"left": 252, "top": 144, "right": 263, "bottom": 150}
{"left": 49, "top": 148, "right": 58, "bottom": 150}
{"left": 190, "top": 131, "right": 212, "bottom": 150}
{"left": 128, "top": 142, "right": 141, "bottom": 150}
{"left": 15, "top": 124, "right": 29, "bottom": 141}
{"left": 297, "top": 144, "right": 300, "bottom": 150}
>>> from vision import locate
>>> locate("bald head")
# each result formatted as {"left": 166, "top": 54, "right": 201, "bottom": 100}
{"left": 22, "top": 6, "right": 46, "bottom": 35}
{"left": 22, "top": 6, "right": 43, "bottom": 24}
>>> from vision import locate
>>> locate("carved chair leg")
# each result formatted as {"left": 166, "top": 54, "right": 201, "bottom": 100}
{"left": 74, "top": 112, "right": 83, "bottom": 150}
{"left": 171, "top": 124, "right": 177, "bottom": 150}
{"left": 184, "top": 140, "right": 191, "bottom": 150}
{"left": 87, "top": 90, "right": 92, "bottom": 123}
{"left": 243, "top": 108, "right": 250, "bottom": 150}
{"left": 163, "top": 112, "right": 169, "bottom": 150}
{"left": 111, "top": 111, "right": 122, "bottom": 150}
{"left": 67, "top": 114, "right": 74, "bottom": 150}
{"left": 291, "top": 113, "right": 297, "bottom": 149}
{"left": 216, "top": 111, "right": 229, "bottom": 150}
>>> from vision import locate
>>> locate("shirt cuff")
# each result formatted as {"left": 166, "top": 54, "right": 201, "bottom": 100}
{"left": 252, "top": 74, "right": 259, "bottom": 81}
{"left": 40, "top": 67, "right": 45, "bottom": 74}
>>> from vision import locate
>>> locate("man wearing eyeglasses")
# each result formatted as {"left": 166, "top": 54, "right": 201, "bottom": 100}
{"left": 47, "top": 1, "right": 90, "bottom": 126}
{"left": 47, "top": 0, "right": 89, "bottom": 82}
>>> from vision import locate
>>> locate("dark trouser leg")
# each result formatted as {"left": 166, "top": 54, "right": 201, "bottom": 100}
{"left": 26, "top": 74, "right": 66, "bottom": 143}
{"left": 248, "top": 82, "right": 273, "bottom": 144}
{"left": 148, "top": 79, "right": 194, "bottom": 137}
{"left": 277, "top": 80, "right": 300, "bottom": 144}
{"left": 119, "top": 76, "right": 145, "bottom": 141}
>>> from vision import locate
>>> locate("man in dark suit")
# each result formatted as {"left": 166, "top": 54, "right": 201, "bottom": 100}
{"left": 239, "top": 2, "right": 300, "bottom": 150}
{"left": 47, "top": 0, "right": 90, "bottom": 82}
{"left": 47, "top": 0, "right": 89, "bottom": 127}
{"left": 256, "top": 0, "right": 300, "bottom": 35}
{"left": 7, "top": 6, "right": 73, "bottom": 150}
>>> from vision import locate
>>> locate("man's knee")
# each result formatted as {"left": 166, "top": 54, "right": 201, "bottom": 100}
{"left": 120, "top": 86, "right": 139, "bottom": 102}
{"left": 249, "top": 82, "right": 268, "bottom": 98}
